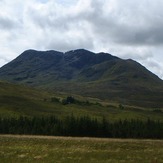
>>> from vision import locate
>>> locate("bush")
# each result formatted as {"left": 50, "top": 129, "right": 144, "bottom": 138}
{"left": 51, "top": 97, "right": 60, "bottom": 103}
{"left": 66, "top": 96, "right": 75, "bottom": 104}
{"left": 62, "top": 96, "right": 75, "bottom": 105}
{"left": 119, "top": 104, "right": 124, "bottom": 110}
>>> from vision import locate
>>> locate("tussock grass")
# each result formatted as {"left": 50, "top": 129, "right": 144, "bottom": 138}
{"left": 0, "top": 81, "right": 163, "bottom": 122}
{"left": 0, "top": 135, "right": 162, "bottom": 163}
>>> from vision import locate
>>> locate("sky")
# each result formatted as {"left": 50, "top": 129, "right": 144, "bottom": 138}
{"left": 0, "top": 0, "right": 163, "bottom": 79}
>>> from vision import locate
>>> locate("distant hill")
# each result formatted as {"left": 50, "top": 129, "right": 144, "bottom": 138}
{"left": 0, "top": 80, "right": 163, "bottom": 122}
{"left": 0, "top": 49, "right": 163, "bottom": 107}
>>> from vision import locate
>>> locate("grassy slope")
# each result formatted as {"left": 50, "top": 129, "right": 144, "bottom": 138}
{"left": 0, "top": 135, "right": 162, "bottom": 163}
{"left": 0, "top": 81, "right": 162, "bottom": 121}
{"left": 38, "top": 59, "right": 163, "bottom": 108}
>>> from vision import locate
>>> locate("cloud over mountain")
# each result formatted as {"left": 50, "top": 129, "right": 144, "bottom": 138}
{"left": 0, "top": 0, "right": 163, "bottom": 78}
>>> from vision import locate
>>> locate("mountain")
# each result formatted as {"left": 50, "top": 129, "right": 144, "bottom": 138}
{"left": 0, "top": 49, "right": 163, "bottom": 108}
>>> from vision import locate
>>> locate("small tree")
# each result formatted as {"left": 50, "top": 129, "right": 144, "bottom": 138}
{"left": 119, "top": 104, "right": 124, "bottom": 110}
{"left": 61, "top": 96, "right": 75, "bottom": 105}
{"left": 66, "top": 96, "right": 75, "bottom": 104}
{"left": 62, "top": 99, "right": 68, "bottom": 105}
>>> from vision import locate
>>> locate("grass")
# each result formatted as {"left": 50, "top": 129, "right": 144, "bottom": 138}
{"left": 0, "top": 94, "right": 163, "bottom": 122}
{"left": 0, "top": 81, "right": 163, "bottom": 122}
{"left": 0, "top": 135, "right": 163, "bottom": 163}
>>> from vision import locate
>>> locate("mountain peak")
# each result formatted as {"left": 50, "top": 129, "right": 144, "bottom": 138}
{"left": 65, "top": 48, "right": 92, "bottom": 54}
{"left": 0, "top": 49, "right": 163, "bottom": 107}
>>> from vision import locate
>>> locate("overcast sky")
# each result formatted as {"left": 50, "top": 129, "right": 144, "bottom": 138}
{"left": 0, "top": 0, "right": 163, "bottom": 79}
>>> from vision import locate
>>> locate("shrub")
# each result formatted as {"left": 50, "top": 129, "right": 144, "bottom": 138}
{"left": 51, "top": 97, "right": 60, "bottom": 103}
{"left": 62, "top": 96, "right": 75, "bottom": 105}
{"left": 119, "top": 104, "right": 124, "bottom": 110}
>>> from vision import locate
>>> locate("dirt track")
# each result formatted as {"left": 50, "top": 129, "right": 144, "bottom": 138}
{"left": 0, "top": 134, "right": 162, "bottom": 142}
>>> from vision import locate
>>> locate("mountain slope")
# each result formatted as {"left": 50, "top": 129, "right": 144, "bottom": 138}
{"left": 0, "top": 80, "right": 163, "bottom": 122}
{"left": 0, "top": 49, "right": 163, "bottom": 107}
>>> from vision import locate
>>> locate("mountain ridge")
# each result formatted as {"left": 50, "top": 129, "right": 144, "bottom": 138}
{"left": 0, "top": 49, "right": 162, "bottom": 107}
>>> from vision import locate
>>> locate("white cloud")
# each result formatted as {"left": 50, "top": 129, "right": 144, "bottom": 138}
{"left": 0, "top": 0, "right": 163, "bottom": 79}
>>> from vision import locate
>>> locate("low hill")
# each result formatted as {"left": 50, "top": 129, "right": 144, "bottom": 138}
{"left": 0, "top": 81, "right": 163, "bottom": 122}
{"left": 0, "top": 49, "right": 163, "bottom": 107}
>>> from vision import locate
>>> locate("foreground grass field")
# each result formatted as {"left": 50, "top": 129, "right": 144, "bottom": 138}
{"left": 0, "top": 135, "right": 162, "bottom": 163}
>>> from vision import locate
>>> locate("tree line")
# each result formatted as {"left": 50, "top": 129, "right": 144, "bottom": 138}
{"left": 0, "top": 115, "right": 162, "bottom": 138}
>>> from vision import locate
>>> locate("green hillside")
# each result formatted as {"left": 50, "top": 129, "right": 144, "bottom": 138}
{"left": 0, "top": 81, "right": 162, "bottom": 122}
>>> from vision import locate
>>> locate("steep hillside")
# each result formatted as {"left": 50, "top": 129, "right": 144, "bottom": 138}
{"left": 0, "top": 49, "right": 119, "bottom": 83}
{"left": 0, "top": 49, "right": 163, "bottom": 107}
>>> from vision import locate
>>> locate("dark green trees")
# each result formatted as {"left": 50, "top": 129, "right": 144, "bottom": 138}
{"left": 0, "top": 116, "right": 163, "bottom": 138}
{"left": 62, "top": 96, "right": 75, "bottom": 105}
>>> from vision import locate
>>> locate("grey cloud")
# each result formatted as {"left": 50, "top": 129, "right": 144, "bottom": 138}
{"left": 0, "top": 16, "right": 17, "bottom": 30}
{"left": 43, "top": 32, "right": 94, "bottom": 52}
{"left": 26, "top": 3, "right": 87, "bottom": 31}
{"left": 0, "top": 0, "right": 163, "bottom": 79}
{"left": 45, "top": 39, "right": 93, "bottom": 52}
{"left": 0, "top": 54, "right": 10, "bottom": 67}
{"left": 111, "top": 23, "right": 163, "bottom": 46}
{"left": 25, "top": 0, "right": 95, "bottom": 51}
{"left": 83, "top": 0, "right": 163, "bottom": 47}
{"left": 141, "top": 59, "right": 163, "bottom": 78}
